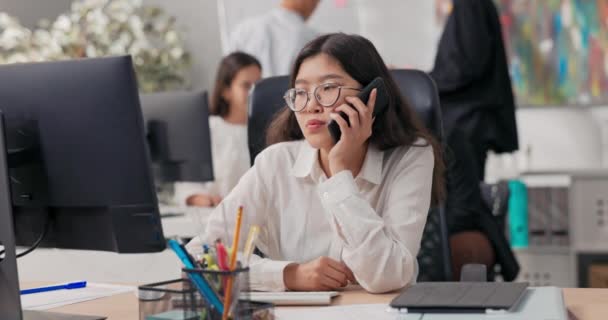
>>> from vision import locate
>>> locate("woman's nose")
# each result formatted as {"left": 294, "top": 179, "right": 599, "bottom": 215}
{"left": 304, "top": 94, "right": 323, "bottom": 113}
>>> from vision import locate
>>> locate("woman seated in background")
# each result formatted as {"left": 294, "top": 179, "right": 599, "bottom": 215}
{"left": 187, "top": 33, "right": 445, "bottom": 293}
{"left": 174, "top": 52, "right": 262, "bottom": 207}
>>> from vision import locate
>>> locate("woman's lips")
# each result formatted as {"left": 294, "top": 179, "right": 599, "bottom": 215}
{"left": 306, "top": 119, "right": 327, "bottom": 130}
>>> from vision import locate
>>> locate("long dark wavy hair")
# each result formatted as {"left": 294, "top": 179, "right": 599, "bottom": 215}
{"left": 266, "top": 33, "right": 445, "bottom": 204}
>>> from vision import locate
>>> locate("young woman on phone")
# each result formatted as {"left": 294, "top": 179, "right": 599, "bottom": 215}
{"left": 188, "top": 33, "right": 444, "bottom": 293}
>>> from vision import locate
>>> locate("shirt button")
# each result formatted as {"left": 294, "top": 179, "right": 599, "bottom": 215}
{"left": 323, "top": 192, "right": 329, "bottom": 199}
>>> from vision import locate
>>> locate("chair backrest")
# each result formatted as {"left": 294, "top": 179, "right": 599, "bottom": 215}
{"left": 247, "top": 75, "right": 290, "bottom": 165}
{"left": 390, "top": 70, "right": 451, "bottom": 281}
{"left": 390, "top": 69, "right": 444, "bottom": 141}
{"left": 417, "top": 206, "right": 452, "bottom": 281}
{"left": 247, "top": 70, "right": 451, "bottom": 281}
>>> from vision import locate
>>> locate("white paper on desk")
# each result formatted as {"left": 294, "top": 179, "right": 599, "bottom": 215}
{"left": 275, "top": 303, "right": 422, "bottom": 320}
{"left": 21, "top": 282, "right": 135, "bottom": 310}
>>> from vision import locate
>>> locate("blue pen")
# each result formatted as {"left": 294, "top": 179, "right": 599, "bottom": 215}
{"left": 21, "top": 281, "right": 87, "bottom": 295}
{"left": 168, "top": 239, "right": 224, "bottom": 314}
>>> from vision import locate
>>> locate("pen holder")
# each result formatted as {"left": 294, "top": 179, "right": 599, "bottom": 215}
{"left": 182, "top": 266, "right": 274, "bottom": 320}
{"left": 138, "top": 278, "right": 200, "bottom": 320}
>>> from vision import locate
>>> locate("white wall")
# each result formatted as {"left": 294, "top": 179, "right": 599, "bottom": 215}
{"left": 0, "top": 0, "right": 72, "bottom": 28}
{"left": 144, "top": 0, "right": 222, "bottom": 91}
{"left": 591, "top": 107, "right": 608, "bottom": 167}
{"left": 356, "top": 0, "right": 441, "bottom": 70}
{"left": 485, "top": 108, "right": 607, "bottom": 182}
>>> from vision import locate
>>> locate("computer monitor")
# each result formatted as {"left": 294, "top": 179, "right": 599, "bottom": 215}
{"left": 139, "top": 91, "right": 214, "bottom": 183}
{"left": 0, "top": 56, "right": 165, "bottom": 320}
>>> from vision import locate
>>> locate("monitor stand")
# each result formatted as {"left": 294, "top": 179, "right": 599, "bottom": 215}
{"left": 0, "top": 114, "right": 105, "bottom": 320}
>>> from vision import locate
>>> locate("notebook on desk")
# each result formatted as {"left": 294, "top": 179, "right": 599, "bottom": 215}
{"left": 390, "top": 282, "right": 528, "bottom": 313}
{"left": 241, "top": 291, "right": 339, "bottom": 305}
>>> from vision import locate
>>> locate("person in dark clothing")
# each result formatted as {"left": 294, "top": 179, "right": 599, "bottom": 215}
{"left": 445, "top": 129, "right": 519, "bottom": 281}
{"left": 444, "top": 129, "right": 493, "bottom": 280}
{"left": 445, "top": 130, "right": 484, "bottom": 234}
{"left": 430, "top": 0, "right": 518, "bottom": 180}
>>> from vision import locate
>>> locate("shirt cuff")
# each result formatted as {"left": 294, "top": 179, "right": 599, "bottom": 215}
{"left": 317, "top": 170, "right": 358, "bottom": 205}
{"left": 250, "top": 259, "right": 293, "bottom": 292}
{"left": 185, "top": 236, "right": 204, "bottom": 256}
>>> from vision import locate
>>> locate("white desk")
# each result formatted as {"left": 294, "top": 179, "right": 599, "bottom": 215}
{"left": 32, "top": 285, "right": 608, "bottom": 320}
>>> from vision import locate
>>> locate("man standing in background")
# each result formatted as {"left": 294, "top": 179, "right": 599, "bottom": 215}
{"left": 226, "top": 0, "right": 320, "bottom": 78}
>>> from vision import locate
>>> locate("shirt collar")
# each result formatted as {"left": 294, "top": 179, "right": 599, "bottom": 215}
{"left": 291, "top": 141, "right": 384, "bottom": 185}
{"left": 291, "top": 141, "right": 318, "bottom": 179}
{"left": 358, "top": 144, "right": 383, "bottom": 185}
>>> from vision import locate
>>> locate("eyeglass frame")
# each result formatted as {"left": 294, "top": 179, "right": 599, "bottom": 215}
{"left": 283, "top": 83, "right": 362, "bottom": 112}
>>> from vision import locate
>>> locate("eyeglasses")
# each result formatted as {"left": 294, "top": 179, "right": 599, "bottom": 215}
{"left": 283, "top": 83, "right": 361, "bottom": 112}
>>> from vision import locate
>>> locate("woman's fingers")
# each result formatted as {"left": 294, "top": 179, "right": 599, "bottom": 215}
{"left": 326, "top": 258, "right": 349, "bottom": 274}
{"left": 321, "top": 273, "right": 346, "bottom": 289}
{"left": 334, "top": 104, "right": 360, "bottom": 129}
{"left": 345, "top": 92, "right": 374, "bottom": 137}
{"left": 325, "top": 258, "right": 350, "bottom": 286}
{"left": 366, "top": 88, "right": 377, "bottom": 113}
{"left": 329, "top": 112, "right": 350, "bottom": 135}
{"left": 324, "top": 266, "right": 348, "bottom": 287}
{"left": 346, "top": 89, "right": 375, "bottom": 119}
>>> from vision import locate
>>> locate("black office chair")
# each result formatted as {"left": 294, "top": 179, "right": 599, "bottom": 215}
{"left": 247, "top": 76, "right": 290, "bottom": 166}
{"left": 480, "top": 181, "right": 520, "bottom": 281}
{"left": 394, "top": 71, "right": 519, "bottom": 282}
{"left": 247, "top": 70, "right": 452, "bottom": 281}
{"left": 389, "top": 70, "right": 451, "bottom": 282}
{"left": 390, "top": 70, "right": 444, "bottom": 140}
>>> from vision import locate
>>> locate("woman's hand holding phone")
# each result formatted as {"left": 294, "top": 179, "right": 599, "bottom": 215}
{"left": 328, "top": 88, "right": 377, "bottom": 176}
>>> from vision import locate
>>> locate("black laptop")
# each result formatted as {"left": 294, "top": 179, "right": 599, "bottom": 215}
{"left": 390, "top": 282, "right": 528, "bottom": 313}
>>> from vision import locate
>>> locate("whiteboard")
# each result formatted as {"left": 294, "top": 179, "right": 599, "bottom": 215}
{"left": 217, "top": 0, "right": 440, "bottom": 71}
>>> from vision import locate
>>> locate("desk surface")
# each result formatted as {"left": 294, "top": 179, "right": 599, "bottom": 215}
{"left": 40, "top": 285, "right": 608, "bottom": 320}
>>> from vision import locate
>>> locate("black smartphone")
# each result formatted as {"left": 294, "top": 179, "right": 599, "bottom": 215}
{"left": 328, "top": 77, "right": 389, "bottom": 143}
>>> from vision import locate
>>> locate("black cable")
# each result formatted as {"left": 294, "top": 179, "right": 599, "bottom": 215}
{"left": 16, "top": 218, "right": 50, "bottom": 258}
{"left": 0, "top": 215, "right": 51, "bottom": 259}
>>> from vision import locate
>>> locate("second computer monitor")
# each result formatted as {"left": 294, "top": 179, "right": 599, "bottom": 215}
{"left": 140, "top": 91, "right": 214, "bottom": 183}
{"left": 0, "top": 55, "right": 166, "bottom": 320}
{"left": 0, "top": 55, "right": 165, "bottom": 254}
